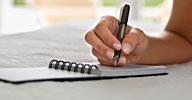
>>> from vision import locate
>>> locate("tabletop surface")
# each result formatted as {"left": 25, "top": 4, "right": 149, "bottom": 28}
{"left": 0, "top": 20, "right": 191, "bottom": 100}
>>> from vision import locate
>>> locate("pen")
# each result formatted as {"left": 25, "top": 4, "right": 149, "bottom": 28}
{"left": 113, "top": 4, "right": 130, "bottom": 66}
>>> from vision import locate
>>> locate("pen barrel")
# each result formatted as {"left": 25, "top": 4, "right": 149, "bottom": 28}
{"left": 117, "top": 24, "right": 126, "bottom": 42}
{"left": 120, "top": 4, "right": 130, "bottom": 24}
{"left": 113, "top": 4, "right": 130, "bottom": 64}
{"left": 113, "top": 23, "right": 126, "bottom": 62}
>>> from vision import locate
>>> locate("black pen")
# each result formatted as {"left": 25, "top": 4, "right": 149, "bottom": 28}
{"left": 113, "top": 4, "right": 130, "bottom": 66}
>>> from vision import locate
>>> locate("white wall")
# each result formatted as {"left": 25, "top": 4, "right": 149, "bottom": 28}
{"left": 0, "top": 1, "right": 3, "bottom": 33}
{"left": 0, "top": 0, "right": 13, "bottom": 34}
{"left": 0, "top": 0, "right": 40, "bottom": 34}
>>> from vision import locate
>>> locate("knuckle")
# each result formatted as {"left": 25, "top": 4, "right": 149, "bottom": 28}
{"left": 94, "top": 23, "right": 103, "bottom": 33}
{"left": 134, "top": 27, "right": 141, "bottom": 32}
{"left": 130, "top": 28, "right": 145, "bottom": 42}
{"left": 101, "top": 15, "right": 116, "bottom": 20}
{"left": 131, "top": 27, "right": 143, "bottom": 35}
{"left": 101, "top": 16, "right": 109, "bottom": 20}
{"left": 133, "top": 27, "right": 143, "bottom": 33}
{"left": 106, "top": 16, "right": 115, "bottom": 21}
{"left": 85, "top": 31, "right": 93, "bottom": 43}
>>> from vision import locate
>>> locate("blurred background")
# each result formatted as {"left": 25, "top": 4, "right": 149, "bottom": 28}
{"left": 0, "top": 0, "right": 172, "bottom": 35}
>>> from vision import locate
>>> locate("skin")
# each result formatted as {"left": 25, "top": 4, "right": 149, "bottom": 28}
{"left": 85, "top": 0, "right": 192, "bottom": 66}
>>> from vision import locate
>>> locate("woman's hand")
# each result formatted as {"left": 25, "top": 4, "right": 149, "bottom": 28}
{"left": 85, "top": 16, "right": 150, "bottom": 66}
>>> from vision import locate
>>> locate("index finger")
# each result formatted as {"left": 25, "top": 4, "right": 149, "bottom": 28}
{"left": 94, "top": 16, "right": 121, "bottom": 51}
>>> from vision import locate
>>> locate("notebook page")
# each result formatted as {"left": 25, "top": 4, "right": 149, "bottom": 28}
{"left": 0, "top": 67, "right": 98, "bottom": 82}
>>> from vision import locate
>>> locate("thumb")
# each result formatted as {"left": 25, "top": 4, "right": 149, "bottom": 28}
{"left": 121, "top": 28, "right": 145, "bottom": 54}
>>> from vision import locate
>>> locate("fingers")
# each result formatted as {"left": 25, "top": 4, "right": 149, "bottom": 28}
{"left": 86, "top": 31, "right": 127, "bottom": 66}
{"left": 85, "top": 30, "right": 114, "bottom": 60}
{"left": 122, "top": 28, "right": 146, "bottom": 54}
{"left": 85, "top": 15, "right": 148, "bottom": 65}
{"left": 100, "top": 16, "right": 119, "bottom": 34}
{"left": 94, "top": 16, "right": 121, "bottom": 51}
{"left": 92, "top": 48, "right": 126, "bottom": 66}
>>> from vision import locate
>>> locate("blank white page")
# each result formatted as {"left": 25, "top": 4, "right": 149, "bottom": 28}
{"left": 0, "top": 67, "right": 97, "bottom": 82}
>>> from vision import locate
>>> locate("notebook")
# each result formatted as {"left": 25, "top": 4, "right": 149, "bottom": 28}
{"left": 0, "top": 59, "right": 167, "bottom": 83}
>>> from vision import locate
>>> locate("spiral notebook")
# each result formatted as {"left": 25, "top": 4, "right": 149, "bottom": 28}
{"left": 0, "top": 60, "right": 167, "bottom": 83}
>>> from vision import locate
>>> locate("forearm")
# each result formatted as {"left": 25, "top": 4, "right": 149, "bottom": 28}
{"left": 139, "top": 31, "right": 192, "bottom": 64}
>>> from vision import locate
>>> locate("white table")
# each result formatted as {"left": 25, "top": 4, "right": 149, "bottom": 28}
{"left": 0, "top": 20, "right": 191, "bottom": 100}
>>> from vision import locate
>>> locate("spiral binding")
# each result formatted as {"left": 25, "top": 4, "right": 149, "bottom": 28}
{"left": 49, "top": 59, "right": 99, "bottom": 74}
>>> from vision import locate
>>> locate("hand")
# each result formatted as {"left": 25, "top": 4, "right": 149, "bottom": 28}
{"left": 85, "top": 16, "right": 150, "bottom": 66}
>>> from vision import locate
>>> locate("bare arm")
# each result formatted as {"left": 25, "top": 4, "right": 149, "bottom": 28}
{"left": 139, "top": 0, "right": 192, "bottom": 64}
{"left": 140, "top": 31, "right": 192, "bottom": 64}
{"left": 166, "top": 0, "right": 192, "bottom": 43}
{"left": 85, "top": 0, "right": 192, "bottom": 66}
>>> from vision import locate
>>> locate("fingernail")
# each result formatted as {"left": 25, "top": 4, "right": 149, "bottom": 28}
{"left": 113, "top": 43, "right": 121, "bottom": 50}
{"left": 119, "top": 57, "right": 126, "bottom": 64}
{"left": 106, "top": 51, "right": 114, "bottom": 59}
{"left": 123, "top": 43, "right": 131, "bottom": 54}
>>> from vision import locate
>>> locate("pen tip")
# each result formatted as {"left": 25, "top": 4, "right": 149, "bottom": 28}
{"left": 114, "top": 60, "right": 118, "bottom": 67}
{"left": 113, "top": 55, "right": 120, "bottom": 67}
